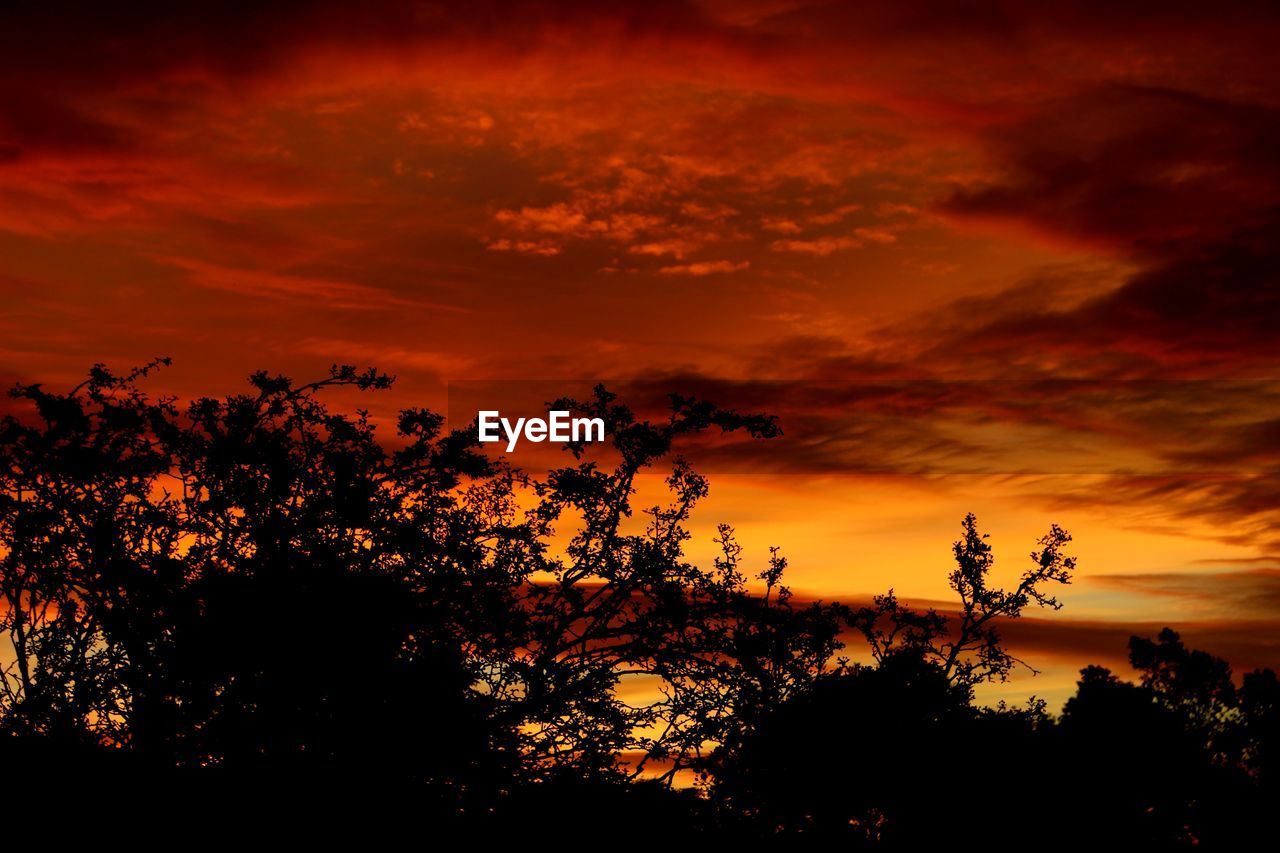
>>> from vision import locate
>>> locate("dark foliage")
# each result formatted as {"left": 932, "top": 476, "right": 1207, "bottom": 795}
{"left": 1, "top": 363, "right": 1275, "bottom": 843}
{"left": 0, "top": 363, "right": 839, "bottom": 826}
{"left": 712, "top": 517, "right": 1280, "bottom": 847}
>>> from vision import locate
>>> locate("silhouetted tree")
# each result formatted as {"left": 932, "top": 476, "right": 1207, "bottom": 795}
{"left": 1056, "top": 662, "right": 1207, "bottom": 845}
{"left": 1241, "top": 667, "right": 1280, "bottom": 783}
{"left": 850, "top": 513, "right": 1075, "bottom": 690}
{"left": 711, "top": 653, "right": 968, "bottom": 839}
{"left": 490, "top": 387, "right": 846, "bottom": 783}
{"left": 711, "top": 513, "right": 1280, "bottom": 847}
{"left": 0, "top": 363, "right": 844, "bottom": 821}
{"left": 0, "top": 362, "right": 516, "bottom": 819}
{"left": 6, "top": 363, "right": 1278, "bottom": 841}
{"left": 0, "top": 361, "right": 173, "bottom": 749}
{"left": 1038, "top": 631, "right": 1271, "bottom": 847}
{"left": 711, "top": 515, "right": 1072, "bottom": 843}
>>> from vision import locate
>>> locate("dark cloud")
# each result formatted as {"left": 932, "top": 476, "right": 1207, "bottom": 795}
{"left": 0, "top": 1, "right": 725, "bottom": 87}
{"left": 945, "top": 87, "right": 1280, "bottom": 252}
{"left": 1030, "top": 474, "right": 1280, "bottom": 554}
{"left": 508, "top": 376, "right": 1280, "bottom": 479}
{"left": 920, "top": 222, "right": 1280, "bottom": 376}
{"left": 933, "top": 86, "right": 1280, "bottom": 377}
{"left": 0, "top": 94, "right": 134, "bottom": 163}
{"left": 0, "top": 1, "right": 730, "bottom": 161}
{"left": 1091, "top": 569, "right": 1280, "bottom": 617}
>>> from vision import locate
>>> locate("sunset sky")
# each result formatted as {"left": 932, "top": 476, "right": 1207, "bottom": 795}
{"left": 4, "top": 1, "right": 1279, "bottom": 706}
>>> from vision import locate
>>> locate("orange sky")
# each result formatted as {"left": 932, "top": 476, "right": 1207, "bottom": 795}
{"left": 3, "top": 0, "right": 1280, "bottom": 707}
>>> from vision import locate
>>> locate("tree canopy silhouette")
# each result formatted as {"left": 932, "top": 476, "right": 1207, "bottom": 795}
{"left": 0, "top": 362, "right": 843, "bottom": 812}
{"left": 711, "top": 517, "right": 1280, "bottom": 846}
{"left": 2, "top": 363, "right": 1276, "bottom": 843}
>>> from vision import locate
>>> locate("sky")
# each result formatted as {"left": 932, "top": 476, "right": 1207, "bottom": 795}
{"left": 3, "top": 0, "right": 1279, "bottom": 706}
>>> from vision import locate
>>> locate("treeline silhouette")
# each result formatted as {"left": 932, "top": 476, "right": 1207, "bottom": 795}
{"left": 1, "top": 363, "right": 1276, "bottom": 845}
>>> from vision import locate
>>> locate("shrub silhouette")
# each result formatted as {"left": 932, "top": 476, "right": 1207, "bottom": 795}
{"left": 0, "top": 363, "right": 842, "bottom": 823}
{"left": 712, "top": 517, "right": 1280, "bottom": 846}
{"left": 2, "top": 363, "right": 1276, "bottom": 841}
